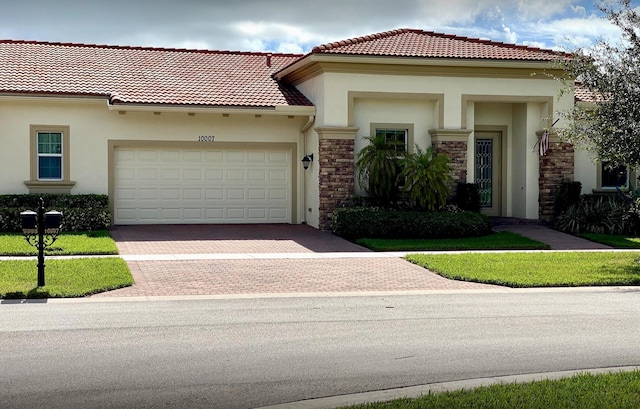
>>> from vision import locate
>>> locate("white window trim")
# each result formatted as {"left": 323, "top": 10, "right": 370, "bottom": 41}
{"left": 370, "top": 123, "right": 414, "bottom": 155}
{"left": 37, "top": 131, "right": 64, "bottom": 181}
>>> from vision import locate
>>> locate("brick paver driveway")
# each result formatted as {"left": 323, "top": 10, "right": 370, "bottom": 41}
{"left": 93, "top": 224, "right": 499, "bottom": 297}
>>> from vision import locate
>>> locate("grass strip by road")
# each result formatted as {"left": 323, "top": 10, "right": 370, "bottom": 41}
{"left": 0, "top": 258, "right": 133, "bottom": 298}
{"left": 405, "top": 251, "right": 640, "bottom": 287}
{"left": 578, "top": 233, "right": 640, "bottom": 249}
{"left": 340, "top": 370, "right": 640, "bottom": 409}
{"left": 356, "top": 231, "right": 549, "bottom": 251}
{"left": 0, "top": 231, "right": 118, "bottom": 256}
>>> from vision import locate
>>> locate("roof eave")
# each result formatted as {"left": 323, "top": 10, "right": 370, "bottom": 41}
{"left": 106, "top": 101, "right": 316, "bottom": 116}
{"left": 276, "top": 53, "right": 566, "bottom": 84}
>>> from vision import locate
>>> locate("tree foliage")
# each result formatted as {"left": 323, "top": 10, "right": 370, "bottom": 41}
{"left": 355, "top": 134, "right": 453, "bottom": 210}
{"left": 355, "top": 133, "right": 405, "bottom": 207}
{"left": 558, "top": 0, "right": 640, "bottom": 167}
{"left": 400, "top": 146, "right": 452, "bottom": 211}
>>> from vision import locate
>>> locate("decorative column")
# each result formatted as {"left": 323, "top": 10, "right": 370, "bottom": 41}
{"left": 428, "top": 129, "right": 472, "bottom": 185}
{"left": 537, "top": 131, "right": 574, "bottom": 222}
{"left": 315, "top": 127, "right": 358, "bottom": 231}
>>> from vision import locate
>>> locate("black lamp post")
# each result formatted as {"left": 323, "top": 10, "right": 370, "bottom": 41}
{"left": 20, "top": 198, "right": 63, "bottom": 287}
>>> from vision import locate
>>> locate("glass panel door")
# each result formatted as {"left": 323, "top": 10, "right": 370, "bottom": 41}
{"left": 475, "top": 138, "right": 493, "bottom": 207}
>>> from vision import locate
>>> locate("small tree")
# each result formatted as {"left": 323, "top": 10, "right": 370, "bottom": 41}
{"left": 400, "top": 146, "right": 452, "bottom": 211}
{"left": 355, "top": 133, "right": 405, "bottom": 207}
{"left": 558, "top": 0, "right": 640, "bottom": 168}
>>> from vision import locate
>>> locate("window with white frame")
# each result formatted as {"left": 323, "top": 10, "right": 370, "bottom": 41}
{"left": 374, "top": 128, "right": 408, "bottom": 156}
{"left": 601, "top": 162, "right": 629, "bottom": 189}
{"left": 37, "top": 131, "right": 63, "bottom": 180}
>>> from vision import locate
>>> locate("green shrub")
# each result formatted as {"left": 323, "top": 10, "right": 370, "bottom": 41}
{"left": 400, "top": 146, "right": 452, "bottom": 211}
{"left": 0, "top": 194, "right": 111, "bottom": 232}
{"left": 554, "top": 181, "right": 582, "bottom": 216}
{"left": 554, "top": 194, "right": 635, "bottom": 235}
{"left": 331, "top": 207, "right": 491, "bottom": 240}
{"left": 455, "top": 183, "right": 482, "bottom": 212}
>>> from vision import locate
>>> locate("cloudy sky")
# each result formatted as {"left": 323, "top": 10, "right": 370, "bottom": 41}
{"left": 0, "top": 0, "right": 633, "bottom": 54}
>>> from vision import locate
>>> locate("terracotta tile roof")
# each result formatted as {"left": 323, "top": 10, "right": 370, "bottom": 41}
{"left": 311, "top": 28, "right": 568, "bottom": 61}
{"left": 574, "top": 82, "right": 605, "bottom": 103}
{"left": 0, "top": 40, "right": 313, "bottom": 108}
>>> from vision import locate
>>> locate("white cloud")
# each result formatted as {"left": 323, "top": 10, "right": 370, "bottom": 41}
{"left": 502, "top": 24, "right": 518, "bottom": 43}
{"left": 0, "top": 0, "right": 619, "bottom": 54}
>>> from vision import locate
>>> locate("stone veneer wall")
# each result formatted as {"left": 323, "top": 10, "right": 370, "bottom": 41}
{"left": 538, "top": 133, "right": 574, "bottom": 222}
{"left": 431, "top": 140, "right": 468, "bottom": 185}
{"left": 318, "top": 136, "right": 355, "bottom": 231}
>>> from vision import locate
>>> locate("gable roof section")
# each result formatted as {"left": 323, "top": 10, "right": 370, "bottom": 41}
{"left": 0, "top": 40, "right": 313, "bottom": 109}
{"left": 311, "top": 28, "right": 568, "bottom": 61}
{"left": 275, "top": 29, "right": 570, "bottom": 83}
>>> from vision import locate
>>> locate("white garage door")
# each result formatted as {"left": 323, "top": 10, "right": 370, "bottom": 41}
{"left": 114, "top": 147, "right": 292, "bottom": 224}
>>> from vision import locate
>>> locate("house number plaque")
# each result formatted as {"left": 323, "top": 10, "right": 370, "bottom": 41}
{"left": 198, "top": 135, "right": 215, "bottom": 142}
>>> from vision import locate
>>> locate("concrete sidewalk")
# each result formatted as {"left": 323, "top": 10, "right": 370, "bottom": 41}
{"left": 493, "top": 224, "right": 613, "bottom": 250}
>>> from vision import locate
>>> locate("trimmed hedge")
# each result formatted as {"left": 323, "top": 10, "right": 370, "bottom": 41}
{"left": 455, "top": 183, "right": 482, "bottom": 212}
{"left": 0, "top": 194, "right": 111, "bottom": 232}
{"left": 331, "top": 207, "right": 492, "bottom": 240}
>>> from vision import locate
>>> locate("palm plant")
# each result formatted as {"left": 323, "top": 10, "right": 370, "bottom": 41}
{"left": 355, "top": 134, "right": 406, "bottom": 207}
{"left": 400, "top": 146, "right": 452, "bottom": 211}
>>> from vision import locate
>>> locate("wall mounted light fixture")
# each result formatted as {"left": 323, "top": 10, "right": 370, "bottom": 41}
{"left": 301, "top": 153, "right": 314, "bottom": 170}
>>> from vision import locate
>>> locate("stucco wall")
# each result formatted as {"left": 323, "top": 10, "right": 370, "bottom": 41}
{"left": 294, "top": 69, "right": 579, "bottom": 220}
{"left": 352, "top": 97, "right": 436, "bottom": 196}
{"left": 0, "top": 96, "right": 309, "bottom": 222}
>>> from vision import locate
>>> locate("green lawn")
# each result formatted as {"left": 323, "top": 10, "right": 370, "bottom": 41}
{"left": 340, "top": 370, "right": 640, "bottom": 409}
{"left": 0, "top": 257, "right": 133, "bottom": 298}
{"left": 356, "top": 232, "right": 549, "bottom": 251}
{"left": 405, "top": 251, "right": 640, "bottom": 287}
{"left": 578, "top": 233, "right": 640, "bottom": 249}
{"left": 0, "top": 231, "right": 118, "bottom": 256}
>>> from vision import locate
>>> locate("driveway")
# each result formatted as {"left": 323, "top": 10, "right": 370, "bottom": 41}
{"left": 92, "top": 224, "right": 499, "bottom": 298}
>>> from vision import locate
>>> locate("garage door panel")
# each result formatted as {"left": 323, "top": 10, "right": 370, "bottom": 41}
{"left": 206, "top": 189, "right": 224, "bottom": 200}
{"left": 184, "top": 189, "right": 202, "bottom": 200}
{"left": 248, "top": 169, "right": 266, "bottom": 181}
{"left": 161, "top": 189, "right": 181, "bottom": 200}
{"left": 248, "top": 151, "right": 266, "bottom": 162}
{"left": 226, "top": 151, "right": 245, "bottom": 162}
{"left": 269, "top": 151, "right": 288, "bottom": 163}
{"left": 227, "top": 169, "right": 245, "bottom": 181}
{"left": 139, "top": 168, "right": 158, "bottom": 180}
{"left": 227, "top": 189, "right": 245, "bottom": 200}
{"left": 248, "top": 189, "right": 266, "bottom": 200}
{"left": 183, "top": 169, "right": 203, "bottom": 181}
{"left": 161, "top": 169, "right": 180, "bottom": 181}
{"left": 269, "top": 208, "right": 288, "bottom": 220}
{"left": 138, "top": 151, "right": 159, "bottom": 161}
{"left": 205, "top": 169, "right": 224, "bottom": 181}
{"left": 114, "top": 147, "right": 292, "bottom": 224}
{"left": 183, "top": 151, "right": 202, "bottom": 162}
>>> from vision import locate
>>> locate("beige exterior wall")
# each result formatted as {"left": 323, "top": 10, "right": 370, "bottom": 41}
{"left": 297, "top": 67, "right": 577, "bottom": 220}
{"left": 1, "top": 96, "right": 310, "bottom": 223}
{"left": 574, "top": 150, "right": 598, "bottom": 193}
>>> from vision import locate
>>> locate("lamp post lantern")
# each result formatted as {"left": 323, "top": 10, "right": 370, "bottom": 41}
{"left": 20, "top": 198, "right": 63, "bottom": 287}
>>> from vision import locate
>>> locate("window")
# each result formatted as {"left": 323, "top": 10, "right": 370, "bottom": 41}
{"left": 25, "top": 125, "right": 75, "bottom": 194}
{"left": 370, "top": 123, "right": 414, "bottom": 156}
{"left": 375, "top": 128, "right": 407, "bottom": 155}
{"left": 37, "top": 131, "right": 63, "bottom": 180}
{"left": 601, "top": 162, "right": 629, "bottom": 189}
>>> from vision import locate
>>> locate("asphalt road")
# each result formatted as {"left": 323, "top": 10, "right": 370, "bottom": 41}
{"left": 1, "top": 289, "right": 640, "bottom": 409}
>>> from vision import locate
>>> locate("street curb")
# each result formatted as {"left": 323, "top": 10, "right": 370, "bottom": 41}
{"left": 2, "top": 285, "right": 638, "bottom": 304}
{"left": 254, "top": 366, "right": 640, "bottom": 409}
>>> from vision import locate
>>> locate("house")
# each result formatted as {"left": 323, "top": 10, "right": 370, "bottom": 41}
{"left": 0, "top": 28, "right": 603, "bottom": 230}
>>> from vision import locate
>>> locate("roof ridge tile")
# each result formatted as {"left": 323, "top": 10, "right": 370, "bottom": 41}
{"left": 0, "top": 39, "right": 303, "bottom": 57}
{"left": 310, "top": 28, "right": 570, "bottom": 60}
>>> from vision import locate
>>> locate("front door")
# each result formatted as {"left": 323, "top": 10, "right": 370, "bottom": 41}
{"left": 474, "top": 131, "right": 502, "bottom": 217}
